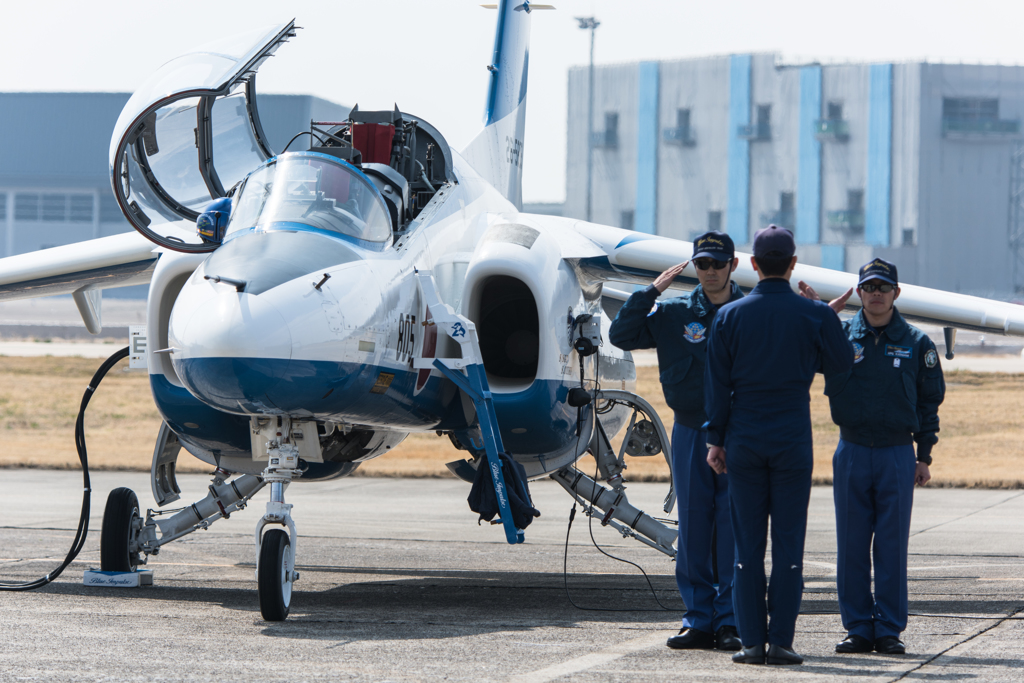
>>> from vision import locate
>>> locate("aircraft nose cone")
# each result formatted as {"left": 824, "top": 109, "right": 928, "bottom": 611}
{"left": 169, "top": 286, "right": 293, "bottom": 414}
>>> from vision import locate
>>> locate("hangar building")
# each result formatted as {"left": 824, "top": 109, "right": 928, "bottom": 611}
{"left": 566, "top": 55, "right": 1024, "bottom": 297}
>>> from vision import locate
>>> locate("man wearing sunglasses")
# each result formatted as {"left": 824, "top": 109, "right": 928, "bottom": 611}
{"left": 608, "top": 231, "right": 743, "bottom": 653}
{"left": 806, "top": 258, "right": 945, "bottom": 656}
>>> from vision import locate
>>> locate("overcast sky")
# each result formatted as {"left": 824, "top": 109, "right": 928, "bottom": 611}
{"left": 2, "top": 0, "right": 1023, "bottom": 203}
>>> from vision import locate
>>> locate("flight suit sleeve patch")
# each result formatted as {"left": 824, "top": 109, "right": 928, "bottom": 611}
{"left": 925, "top": 348, "right": 938, "bottom": 368}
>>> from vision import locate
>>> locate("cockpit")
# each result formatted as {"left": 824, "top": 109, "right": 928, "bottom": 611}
{"left": 225, "top": 154, "right": 393, "bottom": 247}
{"left": 108, "top": 20, "right": 456, "bottom": 254}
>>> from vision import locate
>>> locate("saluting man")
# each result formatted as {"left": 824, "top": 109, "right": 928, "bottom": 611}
{"left": 704, "top": 225, "right": 853, "bottom": 666}
{"left": 609, "top": 231, "right": 744, "bottom": 652}
{"left": 801, "top": 258, "right": 945, "bottom": 656}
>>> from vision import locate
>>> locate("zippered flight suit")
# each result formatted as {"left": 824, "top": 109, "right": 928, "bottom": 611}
{"left": 704, "top": 278, "right": 853, "bottom": 649}
{"left": 609, "top": 281, "right": 743, "bottom": 634}
{"left": 825, "top": 308, "right": 945, "bottom": 641}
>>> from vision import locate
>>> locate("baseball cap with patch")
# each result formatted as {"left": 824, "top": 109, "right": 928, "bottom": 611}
{"left": 752, "top": 224, "right": 796, "bottom": 259}
{"left": 858, "top": 258, "right": 899, "bottom": 286}
{"left": 692, "top": 231, "right": 734, "bottom": 260}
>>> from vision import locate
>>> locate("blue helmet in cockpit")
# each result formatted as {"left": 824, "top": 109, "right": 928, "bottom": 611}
{"left": 196, "top": 197, "right": 233, "bottom": 244}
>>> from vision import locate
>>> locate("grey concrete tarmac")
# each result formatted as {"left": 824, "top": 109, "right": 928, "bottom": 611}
{"left": 1, "top": 470, "right": 1022, "bottom": 682}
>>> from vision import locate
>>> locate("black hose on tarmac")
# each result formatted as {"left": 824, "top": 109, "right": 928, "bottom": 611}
{"left": 0, "top": 346, "right": 130, "bottom": 591}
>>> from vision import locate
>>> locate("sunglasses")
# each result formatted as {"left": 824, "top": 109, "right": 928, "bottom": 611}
{"left": 860, "top": 283, "right": 895, "bottom": 293}
{"left": 694, "top": 258, "right": 731, "bottom": 271}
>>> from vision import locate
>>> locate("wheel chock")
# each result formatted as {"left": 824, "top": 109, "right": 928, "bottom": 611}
{"left": 83, "top": 569, "right": 154, "bottom": 587}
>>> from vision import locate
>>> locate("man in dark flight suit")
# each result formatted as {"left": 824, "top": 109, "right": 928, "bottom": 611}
{"left": 802, "top": 259, "right": 945, "bottom": 656}
{"left": 609, "top": 231, "right": 744, "bottom": 652}
{"left": 704, "top": 225, "right": 853, "bottom": 665}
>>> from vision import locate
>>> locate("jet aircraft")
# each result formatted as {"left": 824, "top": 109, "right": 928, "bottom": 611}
{"left": 1, "top": 2, "right": 1022, "bottom": 621}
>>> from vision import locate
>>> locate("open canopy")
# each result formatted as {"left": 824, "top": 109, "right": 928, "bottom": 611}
{"left": 108, "top": 21, "right": 295, "bottom": 253}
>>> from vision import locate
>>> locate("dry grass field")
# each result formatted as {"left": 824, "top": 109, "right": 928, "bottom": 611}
{"left": 1, "top": 356, "right": 1022, "bottom": 487}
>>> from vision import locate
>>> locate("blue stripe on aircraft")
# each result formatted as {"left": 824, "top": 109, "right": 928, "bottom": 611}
{"left": 172, "top": 357, "right": 580, "bottom": 456}
{"left": 484, "top": 0, "right": 531, "bottom": 125}
{"left": 614, "top": 232, "right": 662, "bottom": 250}
{"left": 151, "top": 373, "right": 368, "bottom": 481}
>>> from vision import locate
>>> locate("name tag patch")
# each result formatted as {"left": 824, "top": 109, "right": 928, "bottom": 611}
{"left": 885, "top": 345, "right": 913, "bottom": 359}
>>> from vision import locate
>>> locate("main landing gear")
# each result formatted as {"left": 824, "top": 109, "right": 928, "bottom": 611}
{"left": 99, "top": 417, "right": 307, "bottom": 621}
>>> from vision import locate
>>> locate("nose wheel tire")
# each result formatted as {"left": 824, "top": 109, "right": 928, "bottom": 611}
{"left": 100, "top": 487, "right": 141, "bottom": 572}
{"left": 258, "top": 528, "right": 293, "bottom": 621}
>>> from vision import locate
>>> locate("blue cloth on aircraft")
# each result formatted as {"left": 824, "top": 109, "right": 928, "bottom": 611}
{"left": 468, "top": 452, "right": 540, "bottom": 530}
{"left": 825, "top": 308, "right": 945, "bottom": 461}
{"left": 672, "top": 422, "right": 734, "bottom": 632}
{"left": 608, "top": 282, "right": 743, "bottom": 430}
{"left": 703, "top": 278, "right": 853, "bottom": 648}
{"left": 833, "top": 440, "right": 916, "bottom": 640}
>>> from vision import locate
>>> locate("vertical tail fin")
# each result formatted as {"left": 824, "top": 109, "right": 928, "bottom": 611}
{"left": 462, "top": 1, "right": 550, "bottom": 209}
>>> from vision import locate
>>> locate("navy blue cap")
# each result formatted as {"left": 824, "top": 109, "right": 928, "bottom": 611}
{"left": 752, "top": 224, "right": 795, "bottom": 259}
{"left": 692, "top": 231, "right": 735, "bottom": 260}
{"left": 858, "top": 258, "right": 898, "bottom": 286}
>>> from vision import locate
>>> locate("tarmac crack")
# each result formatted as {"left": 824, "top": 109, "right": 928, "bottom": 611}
{"left": 909, "top": 491, "right": 1024, "bottom": 537}
{"left": 890, "top": 603, "right": 1024, "bottom": 681}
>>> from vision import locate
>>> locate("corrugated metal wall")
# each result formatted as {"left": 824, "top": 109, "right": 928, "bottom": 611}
{"left": 563, "top": 56, "right": 1024, "bottom": 296}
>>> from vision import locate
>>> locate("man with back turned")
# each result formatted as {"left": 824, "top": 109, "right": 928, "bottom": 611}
{"left": 704, "top": 225, "right": 853, "bottom": 665}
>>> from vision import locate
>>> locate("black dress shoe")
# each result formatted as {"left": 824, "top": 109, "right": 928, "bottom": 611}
{"left": 836, "top": 633, "right": 874, "bottom": 653}
{"left": 666, "top": 627, "right": 715, "bottom": 650}
{"left": 766, "top": 644, "right": 804, "bottom": 665}
{"left": 874, "top": 636, "right": 906, "bottom": 655}
{"left": 715, "top": 625, "right": 742, "bottom": 651}
{"left": 731, "top": 644, "right": 765, "bottom": 664}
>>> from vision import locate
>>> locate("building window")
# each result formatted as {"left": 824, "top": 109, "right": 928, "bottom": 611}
{"left": 69, "top": 195, "right": 94, "bottom": 222}
{"left": 41, "top": 194, "right": 66, "bottom": 221}
{"left": 943, "top": 97, "right": 998, "bottom": 120}
{"left": 826, "top": 189, "right": 866, "bottom": 231}
{"left": 902, "top": 228, "right": 915, "bottom": 246}
{"left": 942, "top": 97, "right": 1018, "bottom": 136}
{"left": 708, "top": 211, "right": 722, "bottom": 232}
{"left": 0, "top": 193, "right": 6, "bottom": 217}
{"left": 847, "top": 190, "right": 864, "bottom": 212}
{"left": 13, "top": 192, "right": 95, "bottom": 223}
{"left": 620, "top": 210, "right": 634, "bottom": 231}
{"left": 605, "top": 112, "right": 619, "bottom": 145}
{"left": 827, "top": 102, "right": 843, "bottom": 120}
{"left": 15, "top": 193, "right": 39, "bottom": 220}
{"left": 760, "top": 193, "right": 795, "bottom": 230}
{"left": 739, "top": 105, "right": 772, "bottom": 140}
{"left": 100, "top": 194, "right": 124, "bottom": 223}
{"left": 663, "top": 108, "right": 696, "bottom": 146}
{"left": 590, "top": 112, "right": 620, "bottom": 149}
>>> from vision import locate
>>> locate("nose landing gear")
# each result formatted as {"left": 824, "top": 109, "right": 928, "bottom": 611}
{"left": 254, "top": 424, "right": 302, "bottom": 621}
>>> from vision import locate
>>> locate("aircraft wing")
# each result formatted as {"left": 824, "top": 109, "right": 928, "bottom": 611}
{"left": 566, "top": 221, "right": 1024, "bottom": 338}
{"left": 0, "top": 230, "right": 159, "bottom": 332}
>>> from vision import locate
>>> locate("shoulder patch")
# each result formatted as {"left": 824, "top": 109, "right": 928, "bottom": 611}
{"left": 925, "top": 348, "right": 938, "bottom": 368}
{"left": 683, "top": 321, "right": 707, "bottom": 344}
{"left": 852, "top": 342, "right": 864, "bottom": 364}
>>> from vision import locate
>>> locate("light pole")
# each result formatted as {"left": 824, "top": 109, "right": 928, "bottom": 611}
{"left": 576, "top": 16, "right": 600, "bottom": 223}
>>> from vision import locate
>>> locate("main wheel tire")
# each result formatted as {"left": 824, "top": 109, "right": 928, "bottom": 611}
{"left": 258, "top": 529, "right": 293, "bottom": 621}
{"left": 100, "top": 487, "right": 140, "bottom": 572}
